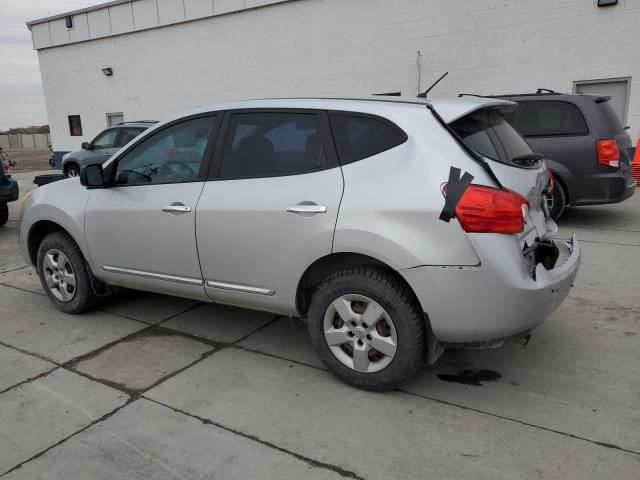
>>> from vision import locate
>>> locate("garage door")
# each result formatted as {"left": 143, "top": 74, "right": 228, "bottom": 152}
{"left": 575, "top": 78, "right": 630, "bottom": 126}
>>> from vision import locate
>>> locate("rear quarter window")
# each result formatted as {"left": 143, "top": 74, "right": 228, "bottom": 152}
{"left": 506, "top": 100, "right": 589, "bottom": 137}
{"left": 329, "top": 114, "right": 407, "bottom": 164}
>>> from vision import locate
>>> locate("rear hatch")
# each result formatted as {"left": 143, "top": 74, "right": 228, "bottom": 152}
{"left": 593, "top": 97, "right": 634, "bottom": 181}
{"left": 443, "top": 102, "right": 553, "bottom": 248}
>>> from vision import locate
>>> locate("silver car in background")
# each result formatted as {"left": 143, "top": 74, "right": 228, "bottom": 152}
{"left": 19, "top": 97, "right": 580, "bottom": 390}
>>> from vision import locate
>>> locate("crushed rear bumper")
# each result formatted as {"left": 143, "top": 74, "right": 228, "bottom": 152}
{"left": 400, "top": 234, "right": 580, "bottom": 346}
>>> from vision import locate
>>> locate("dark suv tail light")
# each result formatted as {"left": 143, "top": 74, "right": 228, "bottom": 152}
{"left": 1, "top": 157, "right": 10, "bottom": 177}
{"left": 596, "top": 139, "right": 620, "bottom": 168}
{"left": 454, "top": 184, "right": 529, "bottom": 234}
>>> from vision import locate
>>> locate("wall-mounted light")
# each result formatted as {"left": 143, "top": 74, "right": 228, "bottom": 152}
{"left": 101, "top": 67, "right": 113, "bottom": 77}
{"left": 65, "top": 16, "right": 73, "bottom": 29}
{"left": 597, "top": 0, "right": 618, "bottom": 6}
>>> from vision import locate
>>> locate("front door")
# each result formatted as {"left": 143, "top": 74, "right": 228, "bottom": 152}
{"left": 196, "top": 110, "right": 344, "bottom": 314}
{"left": 88, "top": 128, "right": 120, "bottom": 164}
{"left": 85, "top": 114, "right": 220, "bottom": 300}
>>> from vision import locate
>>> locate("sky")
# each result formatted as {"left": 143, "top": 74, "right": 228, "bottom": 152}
{"left": 0, "top": 0, "right": 103, "bottom": 130}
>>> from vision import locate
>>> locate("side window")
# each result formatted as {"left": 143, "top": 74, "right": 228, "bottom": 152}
{"left": 329, "top": 114, "right": 407, "bottom": 165}
{"left": 512, "top": 101, "right": 589, "bottom": 137}
{"left": 220, "top": 112, "right": 329, "bottom": 179}
{"left": 114, "top": 128, "right": 144, "bottom": 148}
{"left": 115, "top": 116, "right": 218, "bottom": 186}
{"left": 92, "top": 129, "right": 118, "bottom": 149}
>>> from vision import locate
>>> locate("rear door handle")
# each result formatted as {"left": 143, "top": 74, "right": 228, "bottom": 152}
{"left": 162, "top": 204, "right": 191, "bottom": 214}
{"left": 286, "top": 204, "right": 327, "bottom": 215}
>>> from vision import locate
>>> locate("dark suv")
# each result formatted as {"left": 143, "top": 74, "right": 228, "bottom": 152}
{"left": 495, "top": 90, "right": 636, "bottom": 218}
{"left": 61, "top": 121, "right": 156, "bottom": 177}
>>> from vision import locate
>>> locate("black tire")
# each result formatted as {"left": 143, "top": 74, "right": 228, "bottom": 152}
{"left": 36, "top": 231, "right": 99, "bottom": 314}
{"left": 548, "top": 178, "right": 567, "bottom": 220}
{"left": 307, "top": 266, "right": 426, "bottom": 391}
{"left": 0, "top": 202, "right": 7, "bottom": 227}
{"left": 64, "top": 162, "right": 79, "bottom": 178}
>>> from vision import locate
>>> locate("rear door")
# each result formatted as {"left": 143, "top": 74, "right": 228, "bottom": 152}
{"left": 195, "top": 109, "right": 343, "bottom": 314}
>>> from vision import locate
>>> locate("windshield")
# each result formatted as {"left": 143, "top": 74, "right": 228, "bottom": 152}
{"left": 450, "top": 109, "right": 538, "bottom": 168}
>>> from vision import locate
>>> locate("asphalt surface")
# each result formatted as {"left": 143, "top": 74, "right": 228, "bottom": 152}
{"left": 0, "top": 171, "right": 638, "bottom": 479}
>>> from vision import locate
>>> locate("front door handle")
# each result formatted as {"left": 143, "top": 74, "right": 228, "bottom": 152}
{"left": 162, "top": 203, "right": 191, "bottom": 214}
{"left": 286, "top": 204, "right": 327, "bottom": 215}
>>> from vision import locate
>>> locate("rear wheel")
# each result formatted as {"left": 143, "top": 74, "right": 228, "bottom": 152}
{"left": 307, "top": 266, "right": 425, "bottom": 391}
{"left": 64, "top": 162, "right": 79, "bottom": 178}
{"left": 37, "top": 231, "right": 98, "bottom": 313}
{"left": 547, "top": 178, "right": 567, "bottom": 220}
{"left": 0, "top": 202, "right": 8, "bottom": 227}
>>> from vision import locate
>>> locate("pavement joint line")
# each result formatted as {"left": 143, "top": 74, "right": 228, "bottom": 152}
{"left": 0, "top": 265, "right": 30, "bottom": 275}
{"left": 231, "top": 344, "right": 327, "bottom": 371}
{"left": 0, "top": 339, "right": 62, "bottom": 366}
{"left": 156, "top": 301, "right": 207, "bottom": 326}
{"left": 96, "top": 309, "right": 154, "bottom": 326}
{"left": 0, "top": 282, "right": 46, "bottom": 297}
{"left": 142, "top": 396, "right": 365, "bottom": 480}
{"left": 556, "top": 237, "right": 640, "bottom": 247}
{"left": 223, "top": 344, "right": 640, "bottom": 458}
{"left": 0, "top": 396, "right": 138, "bottom": 478}
{"left": 0, "top": 366, "right": 59, "bottom": 396}
{"left": 396, "top": 388, "right": 640, "bottom": 457}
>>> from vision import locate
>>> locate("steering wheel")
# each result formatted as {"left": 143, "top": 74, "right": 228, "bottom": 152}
{"left": 159, "top": 160, "right": 196, "bottom": 178}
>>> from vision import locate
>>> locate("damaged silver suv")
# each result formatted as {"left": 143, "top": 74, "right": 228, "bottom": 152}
{"left": 19, "top": 97, "right": 580, "bottom": 390}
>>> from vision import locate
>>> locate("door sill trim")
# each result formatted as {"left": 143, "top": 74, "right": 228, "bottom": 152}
{"left": 206, "top": 280, "right": 275, "bottom": 296}
{"left": 102, "top": 266, "right": 204, "bottom": 286}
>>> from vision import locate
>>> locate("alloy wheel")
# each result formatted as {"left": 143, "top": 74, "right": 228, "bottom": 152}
{"left": 323, "top": 294, "right": 398, "bottom": 373}
{"left": 42, "top": 248, "right": 77, "bottom": 302}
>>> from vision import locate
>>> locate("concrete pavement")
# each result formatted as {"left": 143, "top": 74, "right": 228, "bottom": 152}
{"left": 0, "top": 171, "right": 638, "bottom": 479}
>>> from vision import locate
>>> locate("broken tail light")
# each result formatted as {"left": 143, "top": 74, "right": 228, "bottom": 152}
{"left": 596, "top": 139, "right": 620, "bottom": 168}
{"left": 454, "top": 184, "right": 529, "bottom": 234}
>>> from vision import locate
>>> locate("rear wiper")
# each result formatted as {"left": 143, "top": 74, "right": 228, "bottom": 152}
{"left": 512, "top": 153, "right": 543, "bottom": 167}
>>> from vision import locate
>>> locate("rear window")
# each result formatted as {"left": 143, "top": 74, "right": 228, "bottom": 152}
{"left": 597, "top": 100, "right": 624, "bottom": 134}
{"left": 451, "top": 109, "right": 536, "bottom": 167}
{"left": 329, "top": 114, "right": 407, "bottom": 165}
{"left": 505, "top": 100, "right": 588, "bottom": 137}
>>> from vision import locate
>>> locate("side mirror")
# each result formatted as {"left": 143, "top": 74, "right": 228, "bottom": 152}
{"left": 80, "top": 164, "right": 104, "bottom": 188}
{"left": 81, "top": 142, "right": 91, "bottom": 150}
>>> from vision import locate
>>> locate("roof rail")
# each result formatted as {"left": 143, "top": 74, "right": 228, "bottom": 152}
{"left": 116, "top": 120, "right": 158, "bottom": 125}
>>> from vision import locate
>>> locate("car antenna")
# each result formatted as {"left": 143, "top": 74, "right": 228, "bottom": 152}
{"left": 417, "top": 72, "right": 448, "bottom": 98}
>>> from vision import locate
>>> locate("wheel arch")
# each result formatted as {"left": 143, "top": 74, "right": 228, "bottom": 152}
{"left": 296, "top": 252, "right": 424, "bottom": 319}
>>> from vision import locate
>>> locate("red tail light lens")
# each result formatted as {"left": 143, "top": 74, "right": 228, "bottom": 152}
{"left": 596, "top": 139, "right": 620, "bottom": 168}
{"left": 454, "top": 184, "right": 529, "bottom": 234}
{"left": 1, "top": 157, "right": 9, "bottom": 177}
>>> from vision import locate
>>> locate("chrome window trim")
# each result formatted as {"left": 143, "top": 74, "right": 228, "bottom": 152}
{"left": 102, "top": 265, "right": 204, "bottom": 286}
{"left": 206, "top": 280, "right": 275, "bottom": 296}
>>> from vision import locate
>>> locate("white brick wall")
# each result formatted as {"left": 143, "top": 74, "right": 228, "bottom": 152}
{"left": 34, "top": 0, "right": 640, "bottom": 151}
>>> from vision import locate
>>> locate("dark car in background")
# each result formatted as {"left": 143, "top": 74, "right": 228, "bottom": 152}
{"left": 0, "top": 153, "right": 18, "bottom": 226}
{"left": 61, "top": 121, "right": 156, "bottom": 177}
{"left": 495, "top": 90, "right": 636, "bottom": 219}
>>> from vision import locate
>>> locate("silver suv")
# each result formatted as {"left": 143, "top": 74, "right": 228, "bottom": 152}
{"left": 19, "top": 97, "right": 580, "bottom": 390}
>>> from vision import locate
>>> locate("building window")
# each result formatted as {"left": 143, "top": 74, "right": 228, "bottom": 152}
{"left": 68, "top": 115, "right": 82, "bottom": 136}
{"left": 106, "top": 112, "right": 124, "bottom": 127}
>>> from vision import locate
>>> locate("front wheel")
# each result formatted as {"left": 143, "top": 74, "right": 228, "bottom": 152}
{"left": 307, "top": 266, "right": 426, "bottom": 391}
{"left": 37, "top": 231, "right": 99, "bottom": 313}
{"left": 64, "top": 163, "right": 79, "bottom": 178}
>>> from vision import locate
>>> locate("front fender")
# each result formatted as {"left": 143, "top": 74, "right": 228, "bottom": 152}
{"left": 20, "top": 179, "right": 92, "bottom": 269}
